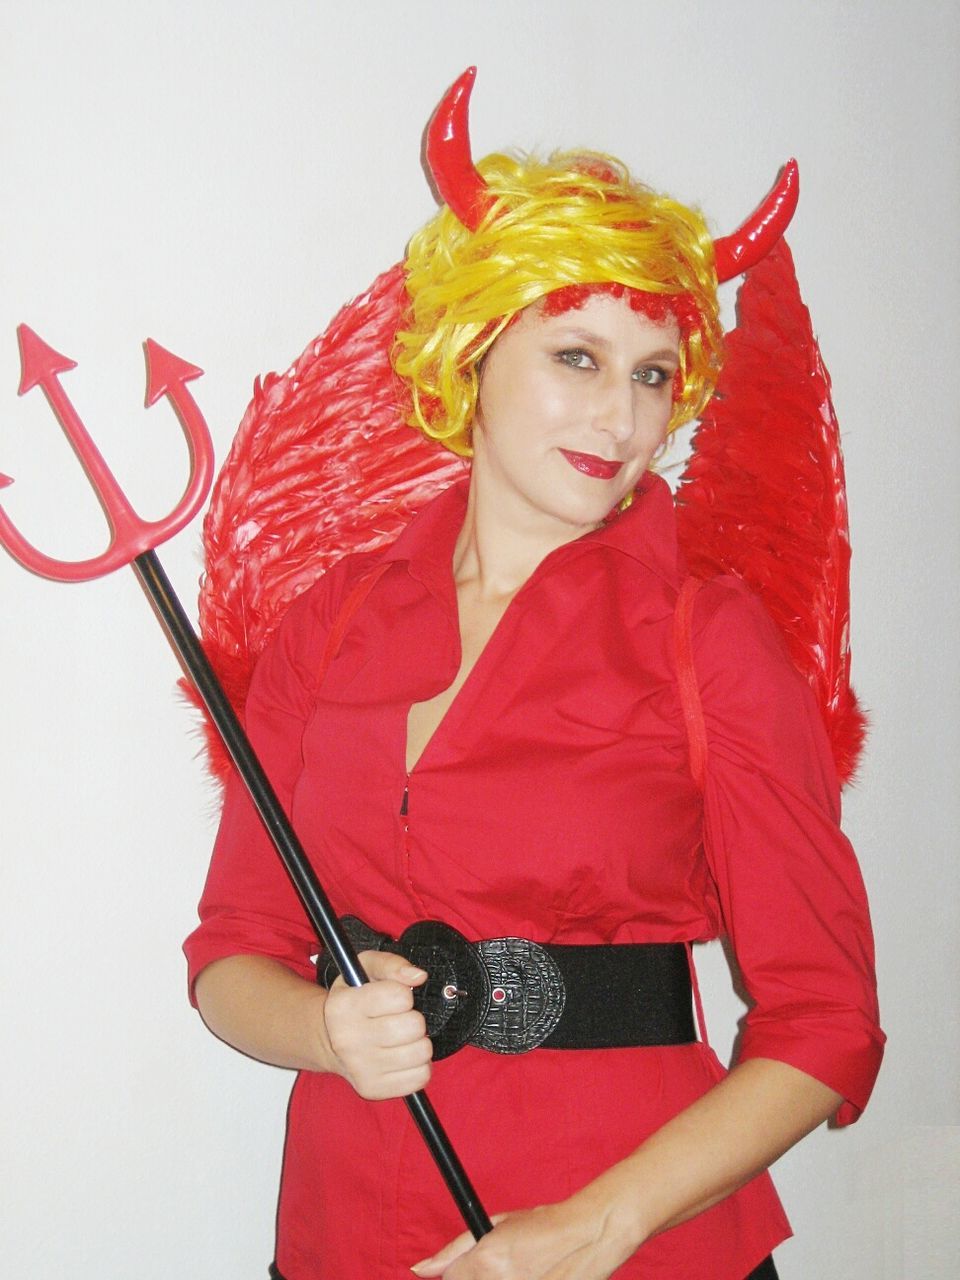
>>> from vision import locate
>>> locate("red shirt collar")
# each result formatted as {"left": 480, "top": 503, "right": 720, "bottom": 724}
{"left": 381, "top": 471, "right": 684, "bottom": 589}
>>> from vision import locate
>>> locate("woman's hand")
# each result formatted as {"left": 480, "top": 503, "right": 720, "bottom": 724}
{"left": 411, "top": 1191, "right": 639, "bottom": 1280}
{"left": 323, "top": 949, "right": 433, "bottom": 1099}
{"left": 411, "top": 1057, "right": 841, "bottom": 1279}
{"left": 193, "top": 951, "right": 432, "bottom": 1087}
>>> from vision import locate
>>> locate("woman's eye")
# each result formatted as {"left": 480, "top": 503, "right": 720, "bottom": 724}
{"left": 634, "top": 365, "right": 670, "bottom": 387}
{"left": 557, "top": 349, "right": 597, "bottom": 370}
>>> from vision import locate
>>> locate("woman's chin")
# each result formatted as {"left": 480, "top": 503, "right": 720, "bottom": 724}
{"left": 540, "top": 491, "right": 624, "bottom": 536}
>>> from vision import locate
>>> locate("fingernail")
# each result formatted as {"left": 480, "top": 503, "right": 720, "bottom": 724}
{"left": 410, "top": 1261, "right": 431, "bottom": 1275}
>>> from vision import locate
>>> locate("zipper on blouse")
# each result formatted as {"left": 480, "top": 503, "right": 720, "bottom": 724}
{"left": 399, "top": 774, "right": 427, "bottom": 913}
{"left": 400, "top": 779, "right": 413, "bottom": 887}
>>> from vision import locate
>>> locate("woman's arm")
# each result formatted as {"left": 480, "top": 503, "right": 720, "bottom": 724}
{"left": 187, "top": 558, "right": 438, "bottom": 1101}
{"left": 194, "top": 951, "right": 434, "bottom": 1100}
{"left": 414, "top": 583, "right": 879, "bottom": 1278}
{"left": 594, "top": 1058, "right": 840, "bottom": 1239}
{"left": 413, "top": 1057, "right": 840, "bottom": 1278}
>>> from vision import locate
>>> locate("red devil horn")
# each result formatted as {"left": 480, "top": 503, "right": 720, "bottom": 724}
{"left": 427, "top": 70, "right": 798, "bottom": 272}
{"left": 425, "top": 66, "right": 496, "bottom": 231}
{"left": 713, "top": 160, "right": 800, "bottom": 282}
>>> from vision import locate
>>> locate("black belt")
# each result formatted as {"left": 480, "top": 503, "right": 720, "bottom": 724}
{"left": 317, "top": 917, "right": 696, "bottom": 1060}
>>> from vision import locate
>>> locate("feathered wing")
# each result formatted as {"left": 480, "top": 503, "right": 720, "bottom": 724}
{"left": 189, "top": 262, "right": 465, "bottom": 778}
{"left": 190, "top": 244, "right": 865, "bottom": 786}
{"left": 674, "top": 239, "right": 866, "bottom": 785}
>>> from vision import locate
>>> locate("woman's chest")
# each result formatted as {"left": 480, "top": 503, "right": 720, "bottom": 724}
{"left": 289, "top": 564, "right": 712, "bottom": 940}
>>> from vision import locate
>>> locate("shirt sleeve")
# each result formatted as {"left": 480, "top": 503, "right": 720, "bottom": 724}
{"left": 182, "top": 558, "right": 365, "bottom": 1002}
{"left": 693, "top": 576, "right": 884, "bottom": 1125}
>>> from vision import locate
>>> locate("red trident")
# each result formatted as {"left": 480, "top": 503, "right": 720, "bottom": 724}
{"left": 2, "top": 323, "right": 492, "bottom": 1239}
{"left": 0, "top": 324, "right": 213, "bottom": 580}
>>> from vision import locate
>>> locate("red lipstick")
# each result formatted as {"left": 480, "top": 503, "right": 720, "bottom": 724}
{"left": 559, "top": 449, "right": 623, "bottom": 480}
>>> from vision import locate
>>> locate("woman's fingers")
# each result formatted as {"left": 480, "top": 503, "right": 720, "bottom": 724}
{"left": 410, "top": 1223, "right": 490, "bottom": 1275}
{"left": 357, "top": 948, "right": 429, "bottom": 987}
{"left": 323, "top": 949, "right": 433, "bottom": 1098}
{"left": 411, "top": 1201, "right": 629, "bottom": 1280}
{"left": 329, "top": 949, "right": 428, "bottom": 1036}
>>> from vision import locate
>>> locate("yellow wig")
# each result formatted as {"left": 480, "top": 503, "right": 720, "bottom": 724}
{"left": 392, "top": 150, "right": 724, "bottom": 457}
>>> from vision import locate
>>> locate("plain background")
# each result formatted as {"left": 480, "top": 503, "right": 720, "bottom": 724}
{"left": 1, "top": 2, "right": 957, "bottom": 1276}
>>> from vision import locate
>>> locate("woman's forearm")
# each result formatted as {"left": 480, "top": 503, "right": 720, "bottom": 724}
{"left": 194, "top": 950, "right": 434, "bottom": 1099}
{"left": 579, "top": 1057, "right": 842, "bottom": 1252}
{"left": 411, "top": 1058, "right": 843, "bottom": 1277}
{"left": 194, "top": 954, "right": 336, "bottom": 1072}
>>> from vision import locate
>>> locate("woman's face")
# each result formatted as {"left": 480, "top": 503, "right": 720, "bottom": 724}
{"left": 472, "top": 292, "right": 680, "bottom": 540}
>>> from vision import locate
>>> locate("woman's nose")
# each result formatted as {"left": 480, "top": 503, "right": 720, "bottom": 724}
{"left": 593, "top": 380, "right": 635, "bottom": 443}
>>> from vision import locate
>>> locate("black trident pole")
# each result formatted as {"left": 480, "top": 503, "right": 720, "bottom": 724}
{"left": 2, "top": 327, "right": 491, "bottom": 1240}
{"left": 133, "top": 549, "right": 493, "bottom": 1241}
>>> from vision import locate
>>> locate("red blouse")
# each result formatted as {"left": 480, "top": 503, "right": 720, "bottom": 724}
{"left": 185, "top": 475, "right": 883, "bottom": 1279}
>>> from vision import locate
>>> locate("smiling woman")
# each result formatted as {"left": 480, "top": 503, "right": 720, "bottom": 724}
{"left": 401, "top": 294, "right": 682, "bottom": 844}
{"left": 468, "top": 296, "right": 680, "bottom": 548}
{"left": 184, "top": 69, "right": 882, "bottom": 1280}
{"left": 392, "top": 147, "right": 723, "bottom": 460}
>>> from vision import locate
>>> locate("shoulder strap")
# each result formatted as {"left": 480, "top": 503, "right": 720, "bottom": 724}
{"left": 674, "top": 576, "right": 708, "bottom": 792}
{"left": 674, "top": 576, "right": 712, "bottom": 1047}
{"left": 316, "top": 562, "right": 391, "bottom": 689}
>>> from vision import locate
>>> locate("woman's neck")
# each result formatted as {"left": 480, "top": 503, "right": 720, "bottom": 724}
{"left": 452, "top": 469, "right": 597, "bottom": 600}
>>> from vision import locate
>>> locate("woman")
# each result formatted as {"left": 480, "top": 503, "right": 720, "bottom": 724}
{"left": 185, "top": 70, "right": 882, "bottom": 1279}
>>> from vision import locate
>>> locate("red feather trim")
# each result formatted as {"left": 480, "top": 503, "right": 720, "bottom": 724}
{"left": 183, "top": 263, "right": 464, "bottom": 779}
{"left": 675, "top": 240, "right": 866, "bottom": 785}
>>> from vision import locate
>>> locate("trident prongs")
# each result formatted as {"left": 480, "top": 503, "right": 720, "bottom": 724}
{"left": 2, "top": 318, "right": 493, "bottom": 1242}
{"left": 0, "top": 325, "right": 213, "bottom": 581}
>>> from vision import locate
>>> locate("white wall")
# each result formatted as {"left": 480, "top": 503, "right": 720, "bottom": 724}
{"left": 1, "top": 2, "right": 957, "bottom": 1276}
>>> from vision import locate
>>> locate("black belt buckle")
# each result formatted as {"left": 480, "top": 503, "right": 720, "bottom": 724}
{"left": 316, "top": 917, "right": 490, "bottom": 1059}
{"left": 399, "top": 926, "right": 568, "bottom": 1057}
{"left": 473, "top": 937, "right": 566, "bottom": 1053}
{"left": 317, "top": 919, "right": 568, "bottom": 1059}
{"left": 398, "top": 921, "right": 491, "bottom": 1060}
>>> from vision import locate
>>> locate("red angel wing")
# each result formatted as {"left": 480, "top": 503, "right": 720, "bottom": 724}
{"left": 189, "top": 262, "right": 464, "bottom": 778}
{"left": 675, "top": 239, "right": 866, "bottom": 785}
{"left": 190, "top": 244, "right": 864, "bottom": 787}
